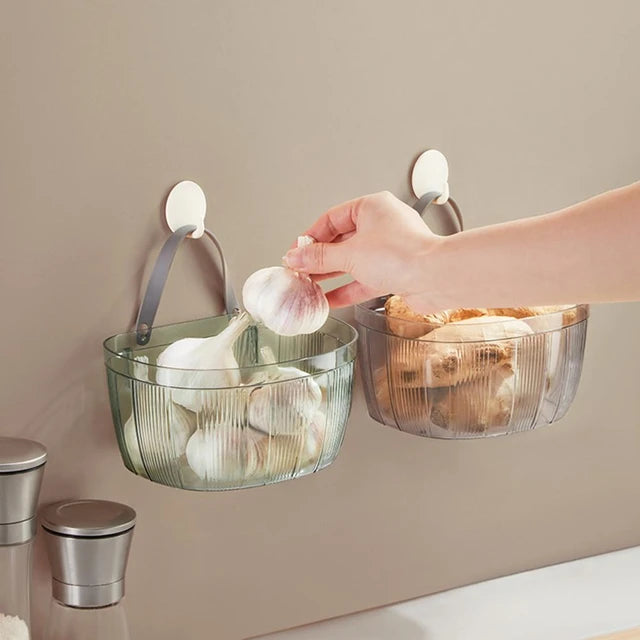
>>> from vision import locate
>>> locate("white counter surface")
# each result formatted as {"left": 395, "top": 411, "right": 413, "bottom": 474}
{"left": 255, "top": 546, "right": 640, "bottom": 640}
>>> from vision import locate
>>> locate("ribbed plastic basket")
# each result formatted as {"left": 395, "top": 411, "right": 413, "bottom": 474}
{"left": 104, "top": 314, "right": 357, "bottom": 490}
{"left": 356, "top": 297, "right": 588, "bottom": 438}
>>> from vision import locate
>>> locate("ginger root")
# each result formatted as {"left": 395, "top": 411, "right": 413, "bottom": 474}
{"left": 419, "top": 316, "right": 534, "bottom": 388}
{"left": 384, "top": 295, "right": 487, "bottom": 338}
{"left": 372, "top": 363, "right": 514, "bottom": 434}
{"left": 384, "top": 295, "right": 582, "bottom": 337}
{"left": 429, "top": 376, "right": 514, "bottom": 433}
{"left": 377, "top": 297, "right": 581, "bottom": 434}
{"left": 384, "top": 296, "right": 441, "bottom": 338}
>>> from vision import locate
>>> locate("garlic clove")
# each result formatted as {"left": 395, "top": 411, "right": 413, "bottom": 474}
{"left": 185, "top": 424, "right": 261, "bottom": 482}
{"left": 156, "top": 312, "right": 251, "bottom": 411}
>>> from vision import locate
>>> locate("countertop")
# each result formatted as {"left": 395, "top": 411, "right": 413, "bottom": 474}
{"left": 254, "top": 546, "right": 640, "bottom": 639}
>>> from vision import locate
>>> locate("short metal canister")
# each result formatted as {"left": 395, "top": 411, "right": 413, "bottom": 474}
{"left": 41, "top": 500, "right": 136, "bottom": 640}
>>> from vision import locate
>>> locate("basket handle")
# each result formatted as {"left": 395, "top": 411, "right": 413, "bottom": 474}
{"left": 411, "top": 190, "right": 464, "bottom": 233}
{"left": 135, "top": 225, "right": 239, "bottom": 345}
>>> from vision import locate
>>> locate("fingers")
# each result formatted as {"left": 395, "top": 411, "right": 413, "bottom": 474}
{"left": 303, "top": 196, "right": 368, "bottom": 243}
{"left": 310, "top": 271, "right": 345, "bottom": 282}
{"left": 335, "top": 231, "right": 356, "bottom": 243}
{"left": 325, "top": 281, "right": 378, "bottom": 308}
{"left": 288, "top": 231, "right": 355, "bottom": 251}
{"left": 284, "top": 240, "right": 352, "bottom": 274}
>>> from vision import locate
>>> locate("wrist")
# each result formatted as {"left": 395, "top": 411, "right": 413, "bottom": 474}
{"left": 403, "top": 232, "right": 460, "bottom": 314}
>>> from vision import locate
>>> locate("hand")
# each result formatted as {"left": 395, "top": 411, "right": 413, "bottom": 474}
{"left": 284, "top": 191, "right": 443, "bottom": 309}
{"left": 289, "top": 181, "right": 640, "bottom": 313}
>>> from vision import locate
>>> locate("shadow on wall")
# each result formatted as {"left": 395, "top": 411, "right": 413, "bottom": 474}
{"left": 256, "top": 609, "right": 430, "bottom": 640}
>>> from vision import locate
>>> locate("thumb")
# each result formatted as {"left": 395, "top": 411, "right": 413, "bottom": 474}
{"left": 283, "top": 241, "right": 351, "bottom": 275}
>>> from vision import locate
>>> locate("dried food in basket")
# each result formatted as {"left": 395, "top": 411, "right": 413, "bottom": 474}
{"left": 384, "top": 315, "right": 534, "bottom": 389}
{"left": 421, "top": 316, "right": 535, "bottom": 388}
{"left": 429, "top": 376, "right": 514, "bottom": 432}
{"left": 384, "top": 295, "right": 581, "bottom": 336}
{"left": 378, "top": 298, "right": 582, "bottom": 434}
{"left": 372, "top": 364, "right": 514, "bottom": 434}
{"left": 384, "top": 296, "right": 487, "bottom": 338}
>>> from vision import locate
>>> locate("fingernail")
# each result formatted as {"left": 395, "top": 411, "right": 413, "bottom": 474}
{"left": 283, "top": 249, "right": 303, "bottom": 268}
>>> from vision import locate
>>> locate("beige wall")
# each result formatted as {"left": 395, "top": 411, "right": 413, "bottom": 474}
{"left": 2, "top": 1, "right": 639, "bottom": 638}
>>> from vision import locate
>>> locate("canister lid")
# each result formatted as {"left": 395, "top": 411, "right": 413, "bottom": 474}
{"left": 41, "top": 500, "right": 136, "bottom": 537}
{"left": 0, "top": 437, "right": 47, "bottom": 473}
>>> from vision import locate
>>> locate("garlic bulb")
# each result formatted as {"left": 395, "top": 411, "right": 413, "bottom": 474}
{"left": 247, "top": 347, "right": 322, "bottom": 435}
{"left": 242, "top": 236, "right": 329, "bottom": 336}
{"left": 300, "top": 410, "right": 327, "bottom": 468}
{"left": 156, "top": 312, "right": 251, "bottom": 411}
{"left": 166, "top": 402, "right": 197, "bottom": 457}
{"left": 185, "top": 425, "right": 261, "bottom": 482}
{"left": 123, "top": 355, "right": 150, "bottom": 476}
{"left": 253, "top": 432, "right": 301, "bottom": 477}
{"left": 123, "top": 354, "right": 196, "bottom": 475}
{"left": 252, "top": 411, "right": 327, "bottom": 476}
{"left": 124, "top": 404, "right": 196, "bottom": 474}
{"left": 123, "top": 414, "right": 147, "bottom": 477}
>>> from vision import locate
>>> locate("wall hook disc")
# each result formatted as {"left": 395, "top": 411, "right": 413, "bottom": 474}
{"left": 165, "top": 180, "right": 207, "bottom": 239}
{"left": 411, "top": 149, "right": 450, "bottom": 204}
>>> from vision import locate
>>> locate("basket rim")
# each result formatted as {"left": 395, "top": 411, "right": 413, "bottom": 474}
{"left": 103, "top": 313, "right": 359, "bottom": 373}
{"left": 355, "top": 296, "right": 590, "bottom": 343}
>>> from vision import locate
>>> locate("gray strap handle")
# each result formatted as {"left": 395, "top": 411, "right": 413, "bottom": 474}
{"left": 411, "top": 190, "right": 464, "bottom": 233}
{"left": 135, "top": 225, "right": 239, "bottom": 345}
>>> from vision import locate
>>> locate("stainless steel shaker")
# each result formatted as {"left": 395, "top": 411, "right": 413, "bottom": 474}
{"left": 41, "top": 500, "right": 136, "bottom": 640}
{"left": 0, "top": 437, "right": 47, "bottom": 640}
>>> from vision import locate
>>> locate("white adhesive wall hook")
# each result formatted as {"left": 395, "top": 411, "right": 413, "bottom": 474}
{"left": 409, "top": 149, "right": 463, "bottom": 233}
{"left": 411, "top": 149, "right": 450, "bottom": 204}
{"left": 165, "top": 180, "right": 207, "bottom": 239}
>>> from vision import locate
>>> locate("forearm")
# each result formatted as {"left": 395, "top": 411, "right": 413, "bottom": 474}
{"left": 419, "top": 182, "right": 640, "bottom": 311}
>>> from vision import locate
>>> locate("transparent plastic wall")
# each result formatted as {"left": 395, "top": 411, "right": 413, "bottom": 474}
{"left": 104, "top": 315, "right": 357, "bottom": 490}
{"left": 356, "top": 299, "right": 589, "bottom": 438}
